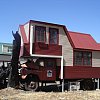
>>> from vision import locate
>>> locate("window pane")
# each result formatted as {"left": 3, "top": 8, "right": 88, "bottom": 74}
{"left": 36, "top": 26, "right": 46, "bottom": 42}
{"left": 46, "top": 59, "right": 55, "bottom": 68}
{"left": 3, "top": 46, "right": 8, "bottom": 53}
{"left": 46, "top": 60, "right": 54, "bottom": 67}
{"left": 49, "top": 28, "right": 58, "bottom": 44}
{"left": 8, "top": 47, "right": 12, "bottom": 53}
{"left": 83, "top": 52, "right": 91, "bottom": 66}
{"left": 74, "top": 51, "right": 83, "bottom": 65}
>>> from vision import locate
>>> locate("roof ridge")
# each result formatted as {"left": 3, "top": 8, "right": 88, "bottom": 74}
{"left": 30, "top": 20, "right": 65, "bottom": 27}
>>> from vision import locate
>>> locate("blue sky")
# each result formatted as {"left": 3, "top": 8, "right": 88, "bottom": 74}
{"left": 0, "top": 0, "right": 100, "bottom": 43}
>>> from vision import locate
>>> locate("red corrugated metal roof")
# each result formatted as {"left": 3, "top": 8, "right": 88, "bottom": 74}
{"left": 68, "top": 31, "right": 100, "bottom": 50}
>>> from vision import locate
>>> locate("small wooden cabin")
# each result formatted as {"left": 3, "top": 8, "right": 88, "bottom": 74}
{"left": 19, "top": 20, "right": 100, "bottom": 90}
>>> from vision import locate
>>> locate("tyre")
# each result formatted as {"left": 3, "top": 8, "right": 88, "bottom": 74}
{"left": 25, "top": 79, "right": 39, "bottom": 91}
{"left": 82, "top": 79, "right": 94, "bottom": 90}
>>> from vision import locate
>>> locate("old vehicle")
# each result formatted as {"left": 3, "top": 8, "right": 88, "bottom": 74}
{"left": 18, "top": 58, "right": 60, "bottom": 91}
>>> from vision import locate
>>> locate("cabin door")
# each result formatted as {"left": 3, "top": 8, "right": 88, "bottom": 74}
{"left": 44, "top": 59, "right": 56, "bottom": 80}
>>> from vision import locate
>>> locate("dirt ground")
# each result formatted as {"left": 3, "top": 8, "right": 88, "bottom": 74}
{"left": 0, "top": 88, "right": 100, "bottom": 100}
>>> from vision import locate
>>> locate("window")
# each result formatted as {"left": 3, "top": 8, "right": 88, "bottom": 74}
{"left": 8, "top": 46, "right": 12, "bottom": 53}
{"left": 3, "top": 46, "right": 8, "bottom": 53}
{"left": 46, "top": 61, "right": 54, "bottom": 67}
{"left": 35, "top": 26, "right": 46, "bottom": 43}
{"left": 74, "top": 51, "right": 83, "bottom": 65}
{"left": 45, "top": 59, "right": 56, "bottom": 68}
{"left": 74, "top": 51, "right": 92, "bottom": 66}
{"left": 3, "top": 45, "right": 12, "bottom": 53}
{"left": 49, "top": 28, "right": 58, "bottom": 44}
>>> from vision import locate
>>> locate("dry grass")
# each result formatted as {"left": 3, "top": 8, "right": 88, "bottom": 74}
{"left": 0, "top": 88, "right": 100, "bottom": 100}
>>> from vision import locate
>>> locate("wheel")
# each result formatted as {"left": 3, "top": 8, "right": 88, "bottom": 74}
{"left": 25, "top": 80, "right": 39, "bottom": 91}
{"left": 82, "top": 79, "right": 94, "bottom": 90}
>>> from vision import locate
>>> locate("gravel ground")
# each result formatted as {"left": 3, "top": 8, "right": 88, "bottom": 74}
{"left": 0, "top": 87, "right": 100, "bottom": 100}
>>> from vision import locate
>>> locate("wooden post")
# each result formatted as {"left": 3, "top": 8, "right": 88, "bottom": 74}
{"left": 97, "top": 78, "right": 99, "bottom": 90}
{"left": 61, "top": 56, "right": 64, "bottom": 92}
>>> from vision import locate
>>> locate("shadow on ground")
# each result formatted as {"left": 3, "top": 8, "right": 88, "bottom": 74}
{"left": 38, "top": 84, "right": 68, "bottom": 92}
